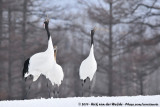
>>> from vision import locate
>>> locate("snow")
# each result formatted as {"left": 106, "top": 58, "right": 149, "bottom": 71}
{"left": 0, "top": 96, "right": 160, "bottom": 107}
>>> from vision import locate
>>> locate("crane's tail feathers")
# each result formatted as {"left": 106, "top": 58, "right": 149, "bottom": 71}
{"left": 22, "top": 58, "right": 30, "bottom": 79}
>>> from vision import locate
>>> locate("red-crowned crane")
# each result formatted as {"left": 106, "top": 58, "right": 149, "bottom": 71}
{"left": 46, "top": 46, "right": 64, "bottom": 97}
{"left": 22, "top": 17, "right": 57, "bottom": 98}
{"left": 79, "top": 28, "right": 97, "bottom": 96}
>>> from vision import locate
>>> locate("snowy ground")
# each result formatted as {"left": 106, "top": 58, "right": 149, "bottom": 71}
{"left": 0, "top": 96, "right": 160, "bottom": 107}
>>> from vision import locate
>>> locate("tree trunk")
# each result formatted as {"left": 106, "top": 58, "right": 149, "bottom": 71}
{"left": 22, "top": 0, "right": 27, "bottom": 64}
{"left": 139, "top": 39, "right": 144, "bottom": 95}
{"left": 8, "top": 7, "right": 12, "bottom": 100}
{"left": 139, "top": 76, "right": 144, "bottom": 95}
{"left": 0, "top": 0, "right": 2, "bottom": 38}
{"left": 22, "top": 0, "right": 28, "bottom": 99}
{"left": 155, "top": 70, "right": 159, "bottom": 94}
{"left": 108, "top": 0, "right": 113, "bottom": 96}
{"left": 118, "top": 54, "right": 122, "bottom": 95}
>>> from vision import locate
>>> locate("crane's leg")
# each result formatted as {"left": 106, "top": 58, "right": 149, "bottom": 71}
{"left": 24, "top": 75, "right": 33, "bottom": 99}
{"left": 81, "top": 79, "right": 86, "bottom": 97}
{"left": 81, "top": 80, "right": 84, "bottom": 97}
{"left": 89, "top": 82, "right": 92, "bottom": 96}
{"left": 89, "top": 75, "right": 96, "bottom": 96}
{"left": 47, "top": 82, "right": 51, "bottom": 98}
{"left": 53, "top": 91, "right": 56, "bottom": 98}
{"left": 53, "top": 86, "right": 56, "bottom": 98}
{"left": 24, "top": 77, "right": 27, "bottom": 81}
{"left": 56, "top": 87, "right": 60, "bottom": 98}
{"left": 25, "top": 82, "right": 33, "bottom": 99}
{"left": 53, "top": 86, "right": 59, "bottom": 98}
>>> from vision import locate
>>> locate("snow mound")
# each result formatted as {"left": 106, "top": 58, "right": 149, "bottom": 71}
{"left": 0, "top": 96, "right": 160, "bottom": 107}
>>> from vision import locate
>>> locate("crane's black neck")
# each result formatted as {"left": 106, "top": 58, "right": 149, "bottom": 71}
{"left": 91, "top": 29, "right": 94, "bottom": 45}
{"left": 45, "top": 24, "right": 50, "bottom": 40}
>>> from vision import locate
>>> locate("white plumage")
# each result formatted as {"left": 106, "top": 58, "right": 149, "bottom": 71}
{"left": 23, "top": 18, "right": 64, "bottom": 87}
{"left": 79, "top": 29, "right": 97, "bottom": 96}
{"left": 46, "top": 63, "right": 64, "bottom": 86}
{"left": 23, "top": 18, "right": 64, "bottom": 98}
{"left": 46, "top": 46, "right": 64, "bottom": 86}
{"left": 24, "top": 37, "right": 55, "bottom": 82}
{"left": 79, "top": 44, "right": 97, "bottom": 81}
{"left": 79, "top": 28, "right": 97, "bottom": 83}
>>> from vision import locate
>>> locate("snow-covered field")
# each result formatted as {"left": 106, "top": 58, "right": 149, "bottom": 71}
{"left": 0, "top": 96, "right": 160, "bottom": 107}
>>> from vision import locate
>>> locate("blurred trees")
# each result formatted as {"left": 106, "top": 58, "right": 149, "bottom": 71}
{"left": 0, "top": 0, "right": 160, "bottom": 100}
{"left": 78, "top": 0, "right": 160, "bottom": 96}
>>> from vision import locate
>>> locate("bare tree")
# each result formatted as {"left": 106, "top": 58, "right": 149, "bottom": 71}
{"left": 8, "top": 7, "right": 12, "bottom": 99}
{"left": 0, "top": 0, "right": 2, "bottom": 38}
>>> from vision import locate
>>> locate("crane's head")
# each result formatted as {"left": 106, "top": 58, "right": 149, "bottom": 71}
{"left": 90, "top": 27, "right": 96, "bottom": 45}
{"left": 54, "top": 45, "right": 57, "bottom": 51}
{"left": 91, "top": 27, "right": 96, "bottom": 37}
{"left": 43, "top": 15, "right": 49, "bottom": 29}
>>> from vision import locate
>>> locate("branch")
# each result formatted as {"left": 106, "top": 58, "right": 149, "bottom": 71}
{"left": 132, "top": 2, "right": 160, "bottom": 14}
{"left": 120, "top": 20, "right": 160, "bottom": 28}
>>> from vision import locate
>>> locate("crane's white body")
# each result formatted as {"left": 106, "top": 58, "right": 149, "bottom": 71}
{"left": 46, "top": 63, "right": 64, "bottom": 86}
{"left": 79, "top": 44, "right": 97, "bottom": 81}
{"left": 24, "top": 37, "right": 64, "bottom": 86}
